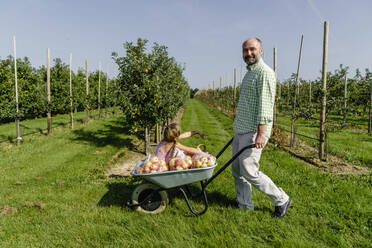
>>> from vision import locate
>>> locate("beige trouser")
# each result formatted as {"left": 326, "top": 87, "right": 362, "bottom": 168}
{"left": 231, "top": 133, "right": 289, "bottom": 210}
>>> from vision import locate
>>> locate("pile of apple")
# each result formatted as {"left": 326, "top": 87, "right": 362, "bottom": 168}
{"left": 136, "top": 154, "right": 216, "bottom": 174}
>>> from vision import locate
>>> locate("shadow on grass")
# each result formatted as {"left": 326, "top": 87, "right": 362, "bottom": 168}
{"left": 71, "top": 119, "right": 143, "bottom": 153}
{"left": 98, "top": 181, "right": 137, "bottom": 207}
{"left": 96, "top": 179, "right": 273, "bottom": 215}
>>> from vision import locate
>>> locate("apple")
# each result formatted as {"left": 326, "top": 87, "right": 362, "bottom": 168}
{"left": 182, "top": 160, "right": 189, "bottom": 169}
{"left": 160, "top": 165, "right": 168, "bottom": 171}
{"left": 196, "top": 160, "right": 203, "bottom": 168}
{"left": 151, "top": 156, "right": 159, "bottom": 163}
{"left": 200, "top": 163, "right": 208, "bottom": 168}
{"left": 176, "top": 166, "right": 183, "bottom": 171}
{"left": 145, "top": 161, "right": 152, "bottom": 168}
{"left": 150, "top": 169, "right": 157, "bottom": 173}
{"left": 137, "top": 168, "right": 144, "bottom": 174}
{"left": 201, "top": 157, "right": 208, "bottom": 164}
{"left": 169, "top": 158, "right": 176, "bottom": 168}
{"left": 152, "top": 164, "right": 159, "bottom": 171}
{"left": 144, "top": 167, "right": 151, "bottom": 173}
{"left": 175, "top": 159, "right": 183, "bottom": 167}
{"left": 159, "top": 160, "right": 166, "bottom": 167}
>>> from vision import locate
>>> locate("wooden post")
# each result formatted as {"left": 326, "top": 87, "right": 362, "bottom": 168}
{"left": 343, "top": 73, "right": 347, "bottom": 127}
{"left": 273, "top": 47, "right": 278, "bottom": 129}
{"left": 233, "top": 68, "right": 237, "bottom": 113}
{"left": 85, "top": 60, "right": 89, "bottom": 123}
{"left": 69, "top": 53, "right": 74, "bottom": 129}
{"left": 145, "top": 127, "right": 149, "bottom": 155}
{"left": 212, "top": 81, "right": 214, "bottom": 97}
{"left": 47, "top": 48, "right": 52, "bottom": 134}
{"left": 105, "top": 65, "right": 109, "bottom": 117}
{"left": 291, "top": 35, "right": 304, "bottom": 147}
{"left": 319, "top": 21, "right": 329, "bottom": 160}
{"left": 13, "top": 36, "right": 22, "bottom": 145}
{"left": 369, "top": 77, "right": 372, "bottom": 133}
{"left": 98, "top": 61, "right": 101, "bottom": 119}
{"left": 233, "top": 68, "right": 236, "bottom": 102}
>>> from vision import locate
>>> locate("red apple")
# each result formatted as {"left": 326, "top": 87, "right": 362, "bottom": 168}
{"left": 175, "top": 159, "right": 183, "bottom": 167}
{"left": 152, "top": 163, "right": 159, "bottom": 171}
{"left": 144, "top": 167, "right": 151, "bottom": 173}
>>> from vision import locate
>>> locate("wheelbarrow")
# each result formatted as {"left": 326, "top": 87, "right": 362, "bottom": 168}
{"left": 126, "top": 137, "right": 256, "bottom": 216}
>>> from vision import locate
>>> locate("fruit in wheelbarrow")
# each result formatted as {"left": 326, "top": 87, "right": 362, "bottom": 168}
{"left": 137, "top": 167, "right": 144, "bottom": 174}
{"left": 144, "top": 161, "right": 152, "bottom": 168}
{"left": 150, "top": 156, "right": 159, "bottom": 163}
{"left": 169, "top": 158, "right": 176, "bottom": 168}
{"left": 207, "top": 157, "right": 216, "bottom": 166}
{"left": 175, "top": 158, "right": 183, "bottom": 167}
{"left": 152, "top": 163, "right": 159, "bottom": 171}
{"left": 159, "top": 159, "right": 166, "bottom": 167}
{"left": 185, "top": 156, "right": 193, "bottom": 166}
{"left": 144, "top": 166, "right": 151, "bottom": 173}
{"left": 176, "top": 165, "right": 184, "bottom": 171}
{"left": 195, "top": 160, "right": 203, "bottom": 168}
{"left": 160, "top": 164, "right": 168, "bottom": 171}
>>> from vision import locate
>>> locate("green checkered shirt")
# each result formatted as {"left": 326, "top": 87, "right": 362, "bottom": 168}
{"left": 234, "top": 58, "right": 276, "bottom": 138}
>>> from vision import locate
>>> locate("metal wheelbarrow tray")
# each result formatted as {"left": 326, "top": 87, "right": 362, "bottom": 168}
{"left": 126, "top": 137, "right": 256, "bottom": 216}
{"left": 131, "top": 160, "right": 217, "bottom": 189}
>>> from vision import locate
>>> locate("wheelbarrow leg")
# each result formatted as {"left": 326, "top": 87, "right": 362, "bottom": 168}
{"left": 179, "top": 187, "right": 208, "bottom": 216}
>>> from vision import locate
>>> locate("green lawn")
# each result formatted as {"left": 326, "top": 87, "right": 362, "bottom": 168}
{"left": 276, "top": 114, "right": 372, "bottom": 167}
{"left": 0, "top": 99, "right": 371, "bottom": 247}
{"left": 0, "top": 108, "right": 118, "bottom": 144}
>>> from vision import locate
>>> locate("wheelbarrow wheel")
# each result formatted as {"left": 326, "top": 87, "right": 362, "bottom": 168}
{"left": 131, "top": 183, "right": 168, "bottom": 214}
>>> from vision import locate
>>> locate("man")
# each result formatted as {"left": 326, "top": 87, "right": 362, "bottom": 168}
{"left": 232, "top": 38, "right": 291, "bottom": 218}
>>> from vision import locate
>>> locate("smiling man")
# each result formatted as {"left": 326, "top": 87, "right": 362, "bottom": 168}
{"left": 232, "top": 38, "right": 292, "bottom": 218}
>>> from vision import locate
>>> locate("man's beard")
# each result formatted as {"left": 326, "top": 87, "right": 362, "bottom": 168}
{"left": 244, "top": 55, "right": 261, "bottom": 65}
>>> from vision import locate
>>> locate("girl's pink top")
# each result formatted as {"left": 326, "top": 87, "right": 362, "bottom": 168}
{"left": 155, "top": 141, "right": 186, "bottom": 163}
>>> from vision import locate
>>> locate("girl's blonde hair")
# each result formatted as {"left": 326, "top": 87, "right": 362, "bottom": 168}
{"left": 163, "top": 123, "right": 180, "bottom": 159}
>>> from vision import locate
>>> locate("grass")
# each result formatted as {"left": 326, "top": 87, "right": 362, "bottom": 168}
{"left": 0, "top": 108, "right": 118, "bottom": 144}
{"left": 276, "top": 114, "right": 372, "bottom": 167}
{"left": 0, "top": 99, "right": 371, "bottom": 247}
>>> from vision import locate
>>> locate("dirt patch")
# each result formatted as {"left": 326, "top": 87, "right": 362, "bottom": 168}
{"left": 105, "top": 149, "right": 147, "bottom": 178}
{"left": 271, "top": 127, "right": 370, "bottom": 176}
{"left": 1, "top": 206, "right": 18, "bottom": 216}
{"left": 93, "top": 150, "right": 106, "bottom": 155}
{"left": 14, "top": 181, "right": 26, "bottom": 185}
{"left": 23, "top": 202, "right": 46, "bottom": 209}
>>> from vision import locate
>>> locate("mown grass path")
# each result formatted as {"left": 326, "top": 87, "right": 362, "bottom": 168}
{"left": 0, "top": 99, "right": 370, "bottom": 247}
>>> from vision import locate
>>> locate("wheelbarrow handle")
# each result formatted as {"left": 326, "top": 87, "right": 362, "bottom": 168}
{"left": 215, "top": 137, "right": 234, "bottom": 159}
{"left": 203, "top": 139, "right": 256, "bottom": 189}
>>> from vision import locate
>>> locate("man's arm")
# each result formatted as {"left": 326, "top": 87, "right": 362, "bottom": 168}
{"left": 255, "top": 70, "right": 276, "bottom": 148}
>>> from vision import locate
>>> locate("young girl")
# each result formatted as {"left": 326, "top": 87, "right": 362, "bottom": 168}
{"left": 155, "top": 123, "right": 207, "bottom": 163}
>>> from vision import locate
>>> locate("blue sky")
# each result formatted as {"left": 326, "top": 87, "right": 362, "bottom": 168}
{"left": 1, "top": 0, "right": 371, "bottom": 89}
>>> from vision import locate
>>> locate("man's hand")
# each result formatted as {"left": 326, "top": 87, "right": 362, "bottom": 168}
{"left": 255, "top": 133, "right": 266, "bottom": 148}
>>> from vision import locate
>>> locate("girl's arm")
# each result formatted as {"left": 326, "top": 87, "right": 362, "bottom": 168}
{"left": 176, "top": 142, "right": 201, "bottom": 156}
{"left": 178, "top": 131, "right": 207, "bottom": 140}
